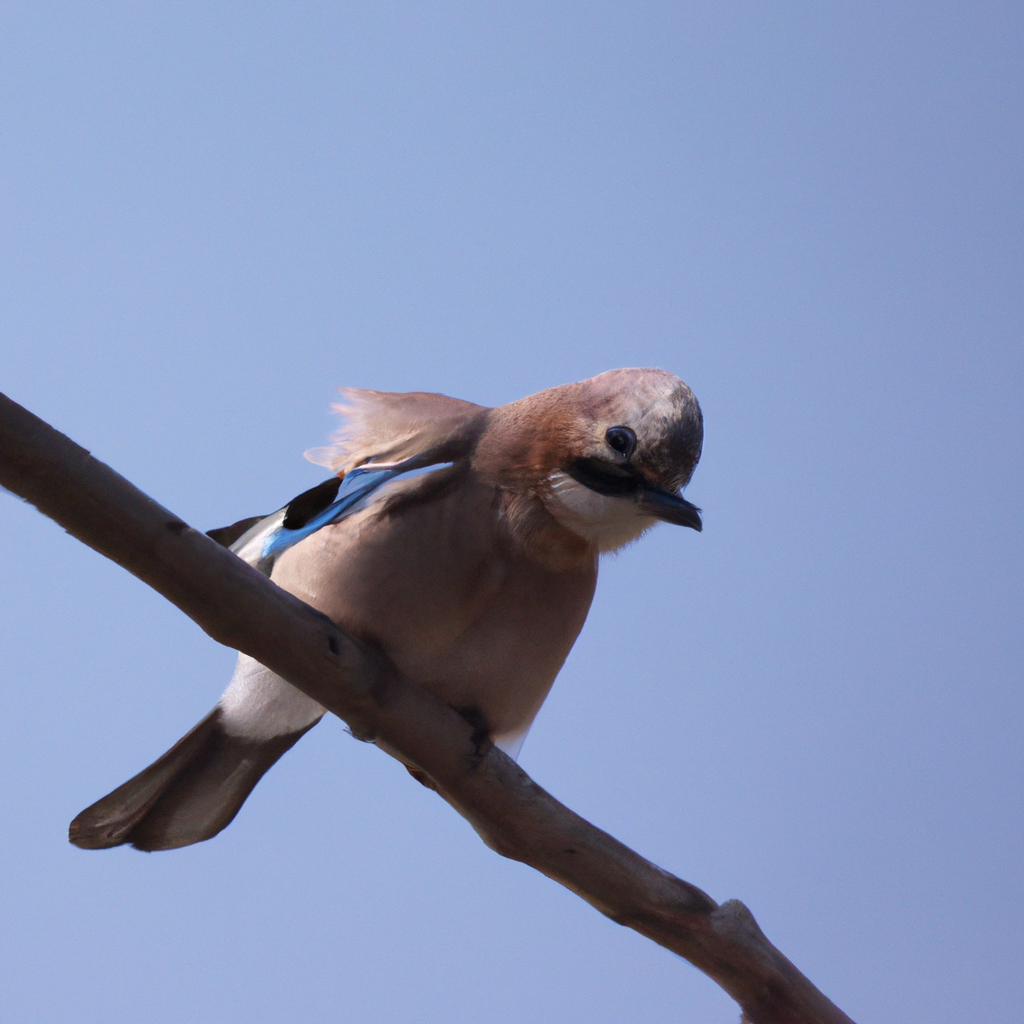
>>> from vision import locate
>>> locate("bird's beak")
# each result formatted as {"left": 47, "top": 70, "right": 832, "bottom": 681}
{"left": 639, "top": 484, "right": 703, "bottom": 531}
{"left": 565, "top": 458, "right": 703, "bottom": 531}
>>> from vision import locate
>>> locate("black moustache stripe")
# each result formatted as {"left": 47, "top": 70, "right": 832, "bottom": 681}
{"left": 564, "top": 457, "right": 643, "bottom": 498}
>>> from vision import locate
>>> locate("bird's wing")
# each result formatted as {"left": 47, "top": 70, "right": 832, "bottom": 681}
{"left": 224, "top": 456, "right": 455, "bottom": 577}
{"left": 210, "top": 389, "right": 489, "bottom": 575}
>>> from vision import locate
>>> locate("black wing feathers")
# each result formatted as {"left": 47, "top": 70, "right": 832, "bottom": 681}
{"left": 281, "top": 477, "right": 343, "bottom": 530}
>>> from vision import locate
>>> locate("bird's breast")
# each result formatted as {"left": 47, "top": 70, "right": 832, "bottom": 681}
{"left": 269, "top": 476, "right": 597, "bottom": 742}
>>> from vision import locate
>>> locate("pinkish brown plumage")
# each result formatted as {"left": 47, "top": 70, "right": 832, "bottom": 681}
{"left": 70, "top": 369, "right": 703, "bottom": 852}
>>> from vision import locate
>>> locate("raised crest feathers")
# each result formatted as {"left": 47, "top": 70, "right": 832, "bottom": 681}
{"left": 305, "top": 388, "right": 488, "bottom": 474}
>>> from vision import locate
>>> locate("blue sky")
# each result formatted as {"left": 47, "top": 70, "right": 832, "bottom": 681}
{"left": 1, "top": 3, "right": 1021, "bottom": 1021}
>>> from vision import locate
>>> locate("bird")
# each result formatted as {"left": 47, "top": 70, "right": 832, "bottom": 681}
{"left": 69, "top": 367, "right": 703, "bottom": 852}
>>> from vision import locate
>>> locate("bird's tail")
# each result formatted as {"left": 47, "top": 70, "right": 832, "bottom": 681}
{"left": 68, "top": 708, "right": 316, "bottom": 851}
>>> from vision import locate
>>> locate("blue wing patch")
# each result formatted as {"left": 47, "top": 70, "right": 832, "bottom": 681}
{"left": 229, "top": 458, "right": 451, "bottom": 574}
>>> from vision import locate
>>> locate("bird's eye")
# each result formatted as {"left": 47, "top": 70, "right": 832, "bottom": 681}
{"left": 605, "top": 426, "right": 637, "bottom": 459}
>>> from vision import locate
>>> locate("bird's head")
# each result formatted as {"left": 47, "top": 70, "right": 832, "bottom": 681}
{"left": 480, "top": 368, "right": 704, "bottom": 555}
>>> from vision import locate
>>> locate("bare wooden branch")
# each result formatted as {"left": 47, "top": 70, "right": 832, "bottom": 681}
{"left": 0, "top": 392, "right": 856, "bottom": 1024}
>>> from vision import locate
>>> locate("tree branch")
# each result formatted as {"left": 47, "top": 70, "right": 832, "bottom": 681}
{"left": 0, "top": 392, "right": 855, "bottom": 1024}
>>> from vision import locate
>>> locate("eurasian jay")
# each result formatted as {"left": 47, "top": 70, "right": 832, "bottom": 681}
{"left": 69, "top": 367, "right": 703, "bottom": 851}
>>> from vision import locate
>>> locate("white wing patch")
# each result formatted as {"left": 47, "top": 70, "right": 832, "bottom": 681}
{"left": 230, "top": 510, "right": 288, "bottom": 569}
{"left": 229, "top": 458, "right": 452, "bottom": 576}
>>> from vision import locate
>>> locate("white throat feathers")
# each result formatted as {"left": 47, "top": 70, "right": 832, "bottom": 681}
{"left": 543, "top": 470, "right": 655, "bottom": 552}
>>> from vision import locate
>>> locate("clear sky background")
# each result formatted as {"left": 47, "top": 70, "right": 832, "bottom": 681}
{"left": 1, "top": 3, "right": 1020, "bottom": 1022}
